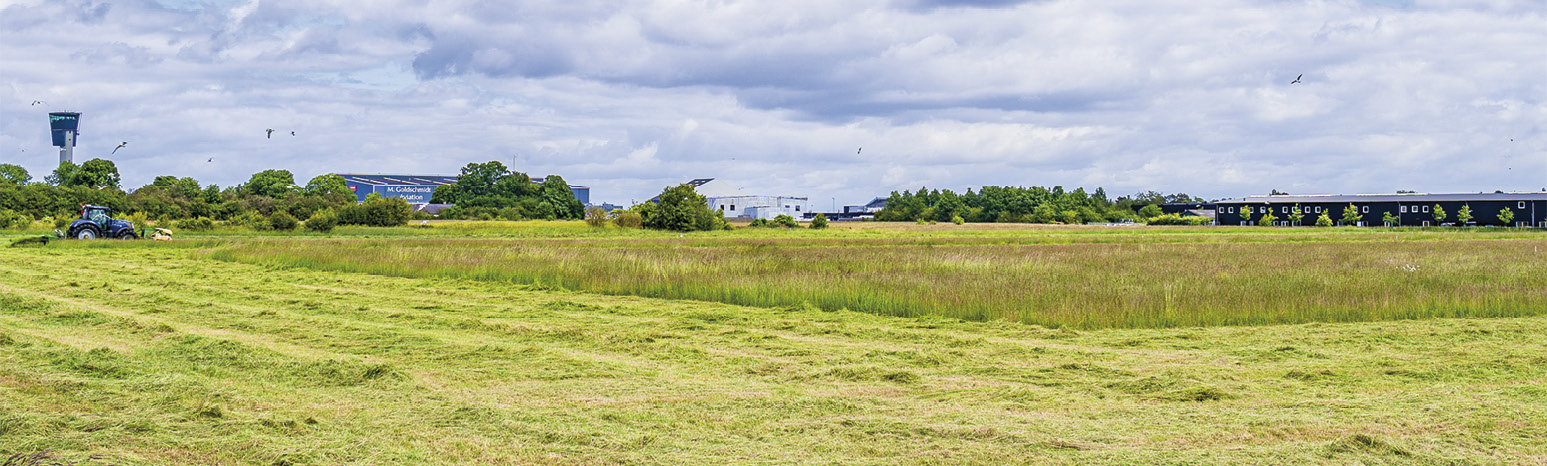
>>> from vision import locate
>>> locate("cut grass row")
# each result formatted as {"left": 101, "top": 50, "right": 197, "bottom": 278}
{"left": 2, "top": 245, "right": 1545, "bottom": 464}
{"left": 206, "top": 226, "right": 1547, "bottom": 329}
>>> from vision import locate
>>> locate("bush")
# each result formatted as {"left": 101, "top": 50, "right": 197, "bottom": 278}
{"left": 269, "top": 211, "right": 299, "bottom": 231}
{"left": 773, "top": 214, "right": 799, "bottom": 228}
{"left": 305, "top": 209, "right": 338, "bottom": 233}
{"left": 613, "top": 210, "right": 643, "bottom": 229}
{"left": 584, "top": 206, "right": 608, "bottom": 228}
{"left": 640, "top": 184, "right": 727, "bottom": 232}
{"left": 1315, "top": 213, "right": 1333, "bottom": 227}
{"left": 951, "top": 215, "right": 965, "bottom": 225}
{"left": 231, "top": 211, "right": 271, "bottom": 230}
{"left": 0, "top": 209, "right": 27, "bottom": 229}
{"left": 810, "top": 213, "right": 829, "bottom": 229}
{"left": 338, "top": 194, "right": 412, "bottom": 227}
{"left": 1145, "top": 214, "right": 1212, "bottom": 226}
{"left": 748, "top": 218, "right": 770, "bottom": 228}
{"left": 176, "top": 217, "right": 214, "bottom": 231}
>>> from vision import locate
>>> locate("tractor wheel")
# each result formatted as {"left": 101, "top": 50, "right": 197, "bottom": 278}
{"left": 75, "top": 228, "right": 98, "bottom": 240}
{"left": 119, "top": 231, "right": 138, "bottom": 240}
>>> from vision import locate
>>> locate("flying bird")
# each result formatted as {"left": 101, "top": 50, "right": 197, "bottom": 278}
{"left": 207, "top": 158, "right": 213, "bottom": 163}
{"left": 1290, "top": 74, "right": 1303, "bottom": 84}
{"left": 857, "top": 147, "right": 862, "bottom": 154}
{"left": 30, "top": 100, "right": 45, "bottom": 106}
{"left": 266, "top": 129, "right": 274, "bottom": 139}
{"left": 290, "top": 131, "right": 296, "bottom": 136}
{"left": 112, "top": 141, "right": 127, "bottom": 154}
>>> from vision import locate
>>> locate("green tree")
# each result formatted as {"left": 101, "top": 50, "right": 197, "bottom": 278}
{"left": 1315, "top": 213, "right": 1333, "bottom": 227}
{"left": 305, "top": 174, "right": 352, "bottom": 197}
{"left": 76, "top": 159, "right": 121, "bottom": 189}
{"left": 245, "top": 169, "right": 296, "bottom": 198}
{"left": 810, "top": 213, "right": 829, "bottom": 229}
{"left": 45, "top": 161, "right": 78, "bottom": 186}
{"left": 1259, "top": 209, "right": 1278, "bottom": 226}
{"left": 452, "top": 161, "right": 508, "bottom": 200}
{"left": 1340, "top": 203, "right": 1361, "bottom": 226}
{"left": 1456, "top": 204, "right": 1473, "bottom": 224}
{"left": 1498, "top": 208, "right": 1515, "bottom": 226}
{"left": 538, "top": 175, "right": 583, "bottom": 220}
{"left": 642, "top": 184, "right": 725, "bottom": 232}
{"left": 1382, "top": 211, "right": 1399, "bottom": 226}
{"left": 1138, "top": 204, "right": 1163, "bottom": 218}
{"left": 1287, "top": 204, "right": 1305, "bottom": 226}
{"left": 0, "top": 164, "right": 29, "bottom": 185}
{"left": 773, "top": 214, "right": 799, "bottom": 228}
{"left": 1432, "top": 205, "right": 1446, "bottom": 223}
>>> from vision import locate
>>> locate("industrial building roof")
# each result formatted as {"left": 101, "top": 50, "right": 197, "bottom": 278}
{"left": 337, "top": 174, "right": 588, "bottom": 189}
{"left": 1222, "top": 192, "right": 1547, "bottom": 204}
{"left": 337, "top": 174, "right": 459, "bottom": 186}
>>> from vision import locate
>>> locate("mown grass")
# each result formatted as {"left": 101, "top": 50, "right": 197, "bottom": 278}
{"left": 2, "top": 245, "right": 1545, "bottom": 464}
{"left": 205, "top": 224, "right": 1547, "bottom": 329}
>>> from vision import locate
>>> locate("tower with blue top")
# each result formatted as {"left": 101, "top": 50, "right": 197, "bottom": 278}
{"left": 49, "top": 112, "right": 80, "bottom": 164}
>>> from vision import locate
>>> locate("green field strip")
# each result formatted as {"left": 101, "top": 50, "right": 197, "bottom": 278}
{"left": 5, "top": 243, "right": 1547, "bottom": 464}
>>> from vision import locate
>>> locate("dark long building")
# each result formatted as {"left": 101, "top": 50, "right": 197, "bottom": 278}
{"left": 1216, "top": 192, "right": 1547, "bottom": 227}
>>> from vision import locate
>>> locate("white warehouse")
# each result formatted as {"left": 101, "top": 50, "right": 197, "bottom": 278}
{"left": 683, "top": 178, "right": 812, "bottom": 220}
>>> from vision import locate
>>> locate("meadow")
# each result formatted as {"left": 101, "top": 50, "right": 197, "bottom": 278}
{"left": 2, "top": 223, "right": 1545, "bottom": 464}
{"left": 207, "top": 222, "right": 1547, "bottom": 329}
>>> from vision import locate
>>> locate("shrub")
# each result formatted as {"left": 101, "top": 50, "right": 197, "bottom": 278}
{"left": 1315, "top": 213, "right": 1333, "bottom": 227}
{"left": 773, "top": 214, "right": 799, "bottom": 228}
{"left": 231, "top": 211, "right": 271, "bottom": 230}
{"left": 269, "top": 211, "right": 299, "bottom": 231}
{"left": 810, "top": 213, "right": 829, "bottom": 229}
{"left": 1145, "top": 214, "right": 1212, "bottom": 226}
{"left": 0, "top": 209, "right": 26, "bottom": 229}
{"left": 338, "top": 194, "right": 412, "bottom": 227}
{"left": 951, "top": 215, "right": 965, "bottom": 225}
{"left": 305, "top": 210, "right": 338, "bottom": 233}
{"left": 176, "top": 217, "right": 214, "bottom": 231}
{"left": 1498, "top": 208, "right": 1514, "bottom": 225}
{"left": 584, "top": 206, "right": 608, "bottom": 228}
{"left": 613, "top": 210, "right": 643, "bottom": 229}
{"left": 748, "top": 218, "right": 770, "bottom": 228}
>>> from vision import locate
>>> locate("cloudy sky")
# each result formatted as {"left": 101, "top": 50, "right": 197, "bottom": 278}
{"left": 2, "top": 0, "right": 1543, "bottom": 206}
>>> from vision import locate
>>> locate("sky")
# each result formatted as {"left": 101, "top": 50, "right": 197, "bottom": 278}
{"left": 1, "top": 0, "right": 1543, "bottom": 206}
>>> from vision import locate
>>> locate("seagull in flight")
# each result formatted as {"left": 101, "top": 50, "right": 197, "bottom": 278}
{"left": 266, "top": 129, "right": 275, "bottom": 139}
{"left": 112, "top": 141, "right": 127, "bottom": 154}
{"left": 290, "top": 131, "right": 296, "bottom": 136}
{"left": 31, "top": 100, "right": 45, "bottom": 106}
{"left": 1290, "top": 74, "right": 1303, "bottom": 84}
{"left": 207, "top": 157, "right": 214, "bottom": 163}
{"left": 857, "top": 147, "right": 862, "bottom": 154}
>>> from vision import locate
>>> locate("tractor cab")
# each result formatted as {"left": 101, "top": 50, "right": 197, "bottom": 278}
{"left": 66, "top": 205, "right": 136, "bottom": 240}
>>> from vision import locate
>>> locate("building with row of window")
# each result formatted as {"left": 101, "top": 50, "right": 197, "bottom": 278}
{"left": 1215, "top": 192, "right": 1547, "bottom": 227}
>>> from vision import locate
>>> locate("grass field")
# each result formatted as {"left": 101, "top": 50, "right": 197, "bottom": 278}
{"left": 208, "top": 223, "right": 1547, "bottom": 329}
{"left": 3, "top": 224, "right": 1546, "bottom": 464}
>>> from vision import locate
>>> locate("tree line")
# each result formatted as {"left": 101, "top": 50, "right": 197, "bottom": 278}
{"left": 876, "top": 185, "right": 1203, "bottom": 224}
{"left": 1, "top": 159, "right": 421, "bottom": 231}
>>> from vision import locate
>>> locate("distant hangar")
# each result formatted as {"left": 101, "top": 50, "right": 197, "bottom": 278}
{"left": 337, "top": 174, "right": 591, "bottom": 206}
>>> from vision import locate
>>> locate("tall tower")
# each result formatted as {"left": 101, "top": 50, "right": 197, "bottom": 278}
{"left": 49, "top": 112, "right": 80, "bottom": 164}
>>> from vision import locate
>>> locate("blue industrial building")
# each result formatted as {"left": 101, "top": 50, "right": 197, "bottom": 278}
{"left": 337, "top": 174, "right": 591, "bottom": 206}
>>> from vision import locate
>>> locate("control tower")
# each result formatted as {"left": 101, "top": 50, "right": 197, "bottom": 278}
{"left": 49, "top": 112, "right": 80, "bottom": 164}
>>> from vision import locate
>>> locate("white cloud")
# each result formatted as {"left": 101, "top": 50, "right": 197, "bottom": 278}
{"left": 0, "top": 0, "right": 1542, "bottom": 206}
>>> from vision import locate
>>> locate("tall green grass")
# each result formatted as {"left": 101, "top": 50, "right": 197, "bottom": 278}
{"left": 208, "top": 231, "right": 1547, "bottom": 329}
